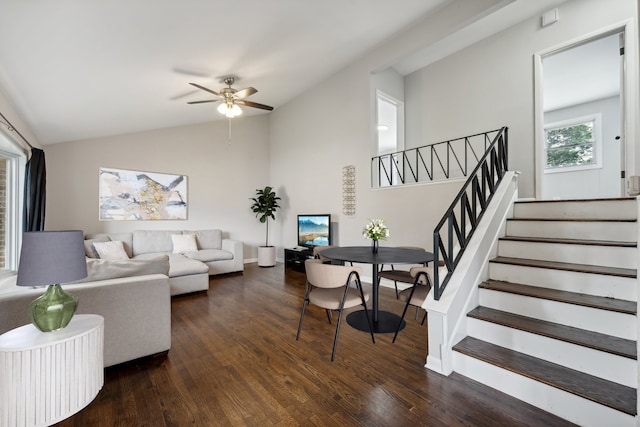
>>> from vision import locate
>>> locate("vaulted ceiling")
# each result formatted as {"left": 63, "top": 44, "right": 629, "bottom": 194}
{"left": 0, "top": 0, "right": 569, "bottom": 145}
{"left": 0, "top": 0, "right": 454, "bottom": 144}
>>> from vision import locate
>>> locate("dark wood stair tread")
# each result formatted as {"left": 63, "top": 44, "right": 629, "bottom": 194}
{"left": 508, "top": 217, "right": 636, "bottom": 223}
{"left": 468, "top": 306, "right": 636, "bottom": 359}
{"left": 500, "top": 235, "right": 636, "bottom": 247}
{"left": 515, "top": 197, "right": 635, "bottom": 204}
{"left": 453, "top": 337, "right": 637, "bottom": 415}
{"left": 480, "top": 280, "right": 636, "bottom": 315}
{"left": 490, "top": 256, "right": 637, "bottom": 279}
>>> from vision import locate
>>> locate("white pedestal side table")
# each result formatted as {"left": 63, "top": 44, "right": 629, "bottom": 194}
{"left": 0, "top": 314, "right": 104, "bottom": 427}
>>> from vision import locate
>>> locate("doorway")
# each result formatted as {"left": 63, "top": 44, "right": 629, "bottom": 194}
{"left": 536, "top": 30, "right": 625, "bottom": 200}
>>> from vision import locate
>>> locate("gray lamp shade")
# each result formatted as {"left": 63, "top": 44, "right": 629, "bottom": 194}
{"left": 16, "top": 230, "right": 88, "bottom": 287}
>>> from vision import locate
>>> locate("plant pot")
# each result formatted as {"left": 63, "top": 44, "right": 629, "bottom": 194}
{"left": 258, "top": 246, "right": 276, "bottom": 267}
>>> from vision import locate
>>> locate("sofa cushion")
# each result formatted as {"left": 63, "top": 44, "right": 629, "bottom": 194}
{"left": 93, "top": 240, "right": 130, "bottom": 260}
{"left": 132, "top": 253, "right": 209, "bottom": 277}
{"left": 183, "top": 230, "right": 222, "bottom": 250}
{"left": 133, "top": 230, "right": 176, "bottom": 255}
{"left": 185, "top": 249, "right": 233, "bottom": 262}
{"left": 133, "top": 252, "right": 171, "bottom": 261}
{"left": 168, "top": 256, "right": 209, "bottom": 278}
{"left": 71, "top": 256, "right": 170, "bottom": 283}
{"left": 171, "top": 234, "right": 198, "bottom": 253}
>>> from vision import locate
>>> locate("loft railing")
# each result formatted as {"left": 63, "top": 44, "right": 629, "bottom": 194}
{"left": 432, "top": 127, "right": 508, "bottom": 300}
{"left": 371, "top": 129, "right": 504, "bottom": 188}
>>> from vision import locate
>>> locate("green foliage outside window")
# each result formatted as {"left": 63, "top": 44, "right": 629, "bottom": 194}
{"left": 545, "top": 122, "right": 594, "bottom": 168}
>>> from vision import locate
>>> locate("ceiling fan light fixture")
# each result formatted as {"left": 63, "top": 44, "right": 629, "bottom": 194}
{"left": 188, "top": 79, "right": 272, "bottom": 121}
{"left": 217, "top": 102, "right": 242, "bottom": 118}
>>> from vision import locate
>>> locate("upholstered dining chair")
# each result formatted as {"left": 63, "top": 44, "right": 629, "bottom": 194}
{"left": 392, "top": 265, "right": 434, "bottom": 343}
{"left": 296, "top": 258, "right": 375, "bottom": 361}
{"left": 377, "top": 246, "right": 427, "bottom": 298}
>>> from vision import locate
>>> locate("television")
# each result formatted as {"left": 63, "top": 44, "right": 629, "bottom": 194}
{"left": 297, "top": 214, "right": 331, "bottom": 248}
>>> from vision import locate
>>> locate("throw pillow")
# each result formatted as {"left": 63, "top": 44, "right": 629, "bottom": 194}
{"left": 171, "top": 234, "right": 198, "bottom": 254}
{"left": 84, "top": 236, "right": 110, "bottom": 258}
{"left": 93, "top": 240, "right": 130, "bottom": 260}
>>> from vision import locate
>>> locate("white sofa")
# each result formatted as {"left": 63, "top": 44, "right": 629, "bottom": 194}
{"left": 84, "top": 229, "right": 243, "bottom": 296}
{"left": 0, "top": 259, "right": 172, "bottom": 367}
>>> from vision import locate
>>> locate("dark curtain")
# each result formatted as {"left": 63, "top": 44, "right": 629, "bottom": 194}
{"left": 23, "top": 148, "right": 46, "bottom": 232}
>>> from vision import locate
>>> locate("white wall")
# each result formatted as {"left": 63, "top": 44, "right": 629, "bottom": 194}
{"left": 404, "top": 0, "right": 636, "bottom": 199}
{"left": 0, "top": 87, "right": 41, "bottom": 151}
{"left": 45, "top": 116, "right": 272, "bottom": 259}
{"left": 270, "top": 0, "right": 637, "bottom": 257}
{"left": 542, "top": 96, "right": 621, "bottom": 199}
{"left": 268, "top": 2, "right": 481, "bottom": 254}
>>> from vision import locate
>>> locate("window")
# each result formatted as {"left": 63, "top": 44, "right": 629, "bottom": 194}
{"left": 544, "top": 114, "right": 602, "bottom": 173}
{"left": 0, "top": 131, "right": 26, "bottom": 273}
{"left": 375, "top": 90, "right": 404, "bottom": 186}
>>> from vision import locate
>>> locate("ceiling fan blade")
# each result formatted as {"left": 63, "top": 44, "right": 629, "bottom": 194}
{"left": 173, "top": 67, "right": 212, "bottom": 78}
{"left": 189, "top": 82, "right": 220, "bottom": 97}
{"left": 170, "top": 89, "right": 199, "bottom": 101}
{"left": 187, "top": 99, "right": 219, "bottom": 104}
{"left": 234, "top": 87, "right": 258, "bottom": 99}
{"left": 236, "top": 100, "right": 274, "bottom": 111}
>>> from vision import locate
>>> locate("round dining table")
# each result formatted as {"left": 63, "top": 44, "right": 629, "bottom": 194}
{"left": 319, "top": 246, "right": 433, "bottom": 333}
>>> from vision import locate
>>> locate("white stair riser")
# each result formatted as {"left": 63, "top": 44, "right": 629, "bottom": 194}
{"left": 513, "top": 200, "right": 636, "bottom": 220}
{"left": 489, "top": 262, "right": 637, "bottom": 301}
{"left": 453, "top": 353, "right": 636, "bottom": 427}
{"left": 479, "top": 289, "right": 636, "bottom": 340}
{"left": 467, "top": 318, "right": 637, "bottom": 387}
{"left": 498, "top": 240, "right": 636, "bottom": 269}
{"left": 506, "top": 220, "right": 637, "bottom": 243}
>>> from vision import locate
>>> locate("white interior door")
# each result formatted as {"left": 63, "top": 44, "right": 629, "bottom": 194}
{"left": 539, "top": 31, "right": 624, "bottom": 200}
{"left": 618, "top": 32, "right": 626, "bottom": 195}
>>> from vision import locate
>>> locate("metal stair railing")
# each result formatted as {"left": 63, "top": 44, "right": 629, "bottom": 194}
{"left": 432, "top": 127, "right": 508, "bottom": 300}
{"left": 371, "top": 129, "right": 503, "bottom": 187}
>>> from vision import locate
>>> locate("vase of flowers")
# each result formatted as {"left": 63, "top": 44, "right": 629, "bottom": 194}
{"left": 363, "top": 218, "right": 390, "bottom": 253}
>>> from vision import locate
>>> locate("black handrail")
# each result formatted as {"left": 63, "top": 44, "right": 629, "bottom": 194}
{"left": 432, "top": 127, "right": 508, "bottom": 300}
{"left": 371, "top": 129, "right": 503, "bottom": 187}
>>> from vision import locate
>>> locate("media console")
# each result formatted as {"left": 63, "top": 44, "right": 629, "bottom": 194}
{"left": 284, "top": 247, "right": 313, "bottom": 273}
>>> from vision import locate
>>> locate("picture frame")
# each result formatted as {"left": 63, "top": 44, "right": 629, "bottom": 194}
{"left": 98, "top": 167, "right": 187, "bottom": 221}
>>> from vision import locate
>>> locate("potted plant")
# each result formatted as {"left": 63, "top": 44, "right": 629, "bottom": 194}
{"left": 250, "top": 186, "right": 281, "bottom": 267}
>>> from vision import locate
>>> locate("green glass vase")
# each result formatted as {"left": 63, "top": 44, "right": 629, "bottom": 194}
{"left": 29, "top": 284, "right": 79, "bottom": 332}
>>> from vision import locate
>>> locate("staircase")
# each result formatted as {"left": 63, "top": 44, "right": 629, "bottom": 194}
{"left": 451, "top": 198, "right": 638, "bottom": 426}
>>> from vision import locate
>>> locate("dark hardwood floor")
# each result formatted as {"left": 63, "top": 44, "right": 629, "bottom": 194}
{"left": 55, "top": 263, "right": 576, "bottom": 426}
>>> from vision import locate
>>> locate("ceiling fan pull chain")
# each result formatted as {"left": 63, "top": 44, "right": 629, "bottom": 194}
{"left": 228, "top": 117, "right": 232, "bottom": 142}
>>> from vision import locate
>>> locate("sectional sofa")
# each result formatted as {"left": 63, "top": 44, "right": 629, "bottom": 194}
{"left": 0, "top": 229, "right": 243, "bottom": 367}
{"left": 84, "top": 229, "right": 243, "bottom": 295}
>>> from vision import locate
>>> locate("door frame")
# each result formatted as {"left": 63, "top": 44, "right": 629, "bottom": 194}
{"left": 533, "top": 20, "right": 638, "bottom": 199}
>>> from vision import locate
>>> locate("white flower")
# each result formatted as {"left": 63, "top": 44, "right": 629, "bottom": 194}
{"left": 363, "top": 218, "right": 390, "bottom": 241}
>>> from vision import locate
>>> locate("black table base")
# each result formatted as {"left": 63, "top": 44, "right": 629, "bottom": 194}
{"left": 347, "top": 310, "right": 406, "bottom": 334}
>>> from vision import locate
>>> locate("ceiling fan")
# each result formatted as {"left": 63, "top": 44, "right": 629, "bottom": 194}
{"left": 187, "top": 77, "right": 273, "bottom": 118}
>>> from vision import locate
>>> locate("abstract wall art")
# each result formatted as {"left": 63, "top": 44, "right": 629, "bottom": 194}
{"left": 99, "top": 167, "right": 187, "bottom": 220}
